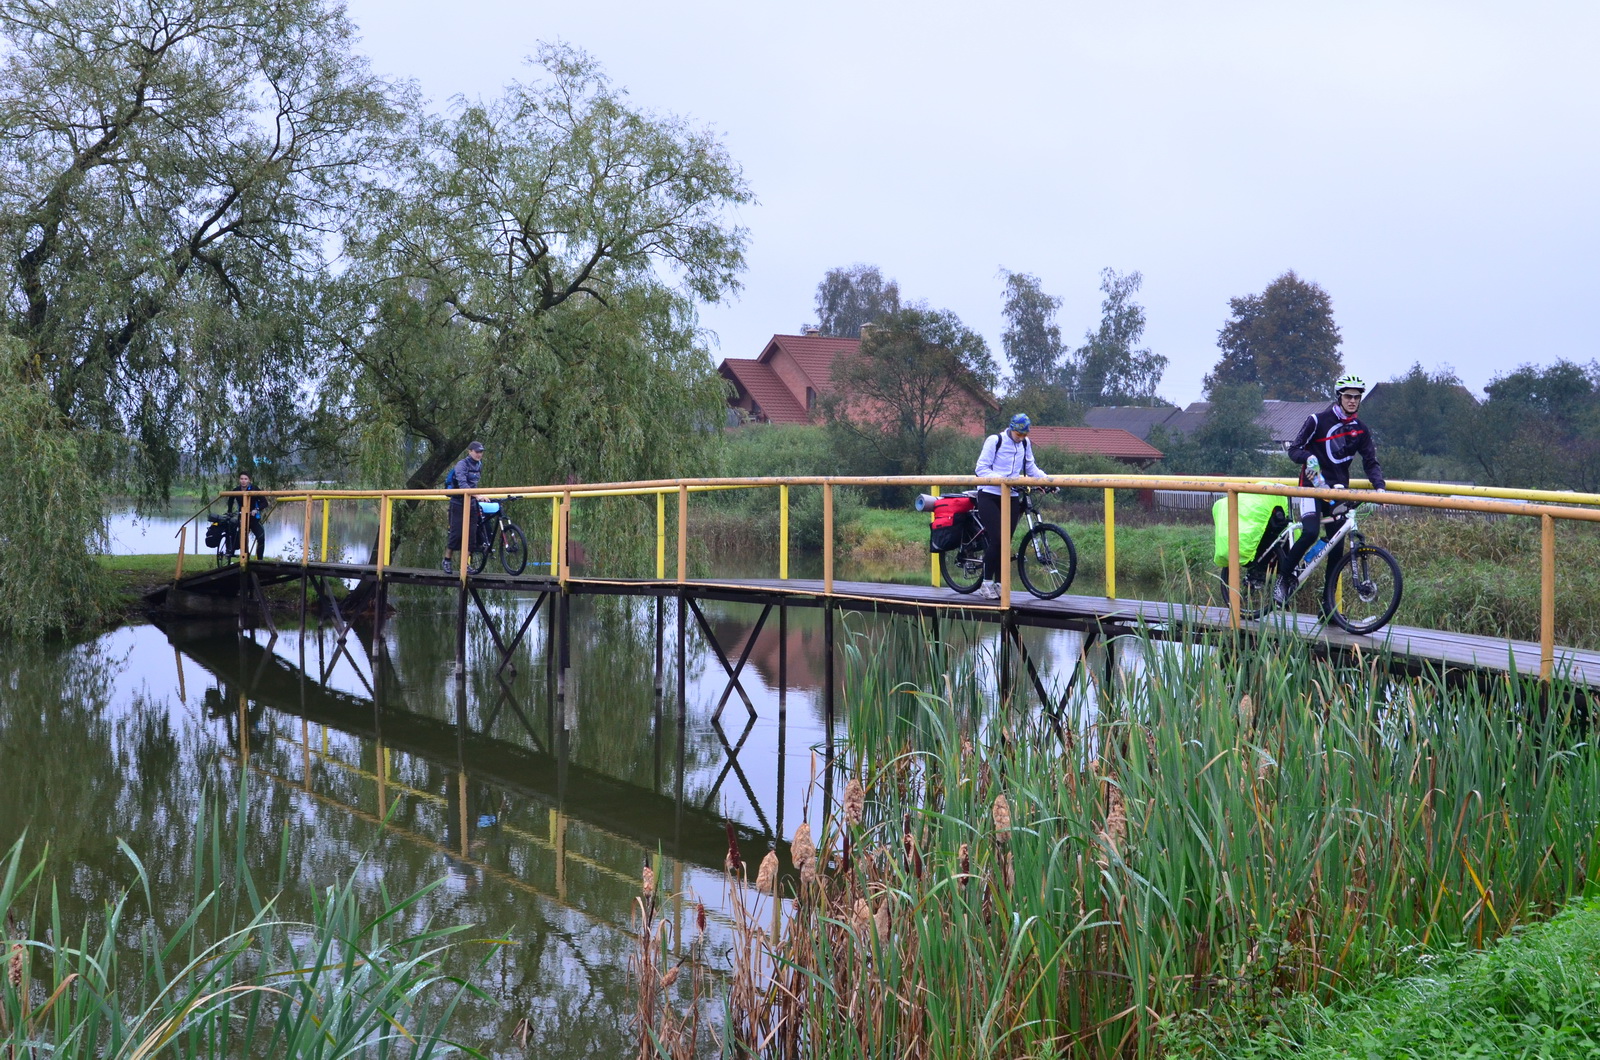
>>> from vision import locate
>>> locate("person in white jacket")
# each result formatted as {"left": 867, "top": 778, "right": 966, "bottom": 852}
{"left": 972, "top": 413, "right": 1049, "bottom": 598}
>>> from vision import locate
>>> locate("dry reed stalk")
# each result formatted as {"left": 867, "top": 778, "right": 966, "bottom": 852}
{"left": 992, "top": 793, "right": 1012, "bottom": 844}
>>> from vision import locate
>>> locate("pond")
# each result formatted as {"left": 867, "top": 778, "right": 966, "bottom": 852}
{"left": 1, "top": 583, "right": 1106, "bottom": 1055}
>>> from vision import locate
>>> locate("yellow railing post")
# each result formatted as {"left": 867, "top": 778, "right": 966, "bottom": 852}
{"left": 1104, "top": 488, "right": 1117, "bottom": 600}
{"left": 239, "top": 499, "right": 251, "bottom": 569}
{"left": 779, "top": 484, "right": 790, "bottom": 580}
{"left": 1226, "top": 488, "right": 1241, "bottom": 630}
{"left": 301, "top": 497, "right": 312, "bottom": 568}
{"left": 458, "top": 495, "right": 471, "bottom": 586}
{"left": 559, "top": 489, "right": 572, "bottom": 584}
{"left": 175, "top": 525, "right": 186, "bottom": 582}
{"left": 999, "top": 483, "right": 1012, "bottom": 609}
{"left": 376, "top": 494, "right": 389, "bottom": 579}
{"left": 823, "top": 482, "right": 834, "bottom": 594}
{"left": 677, "top": 485, "right": 688, "bottom": 584}
{"left": 929, "top": 485, "right": 940, "bottom": 588}
{"left": 549, "top": 496, "right": 560, "bottom": 575}
{"left": 320, "top": 498, "right": 330, "bottom": 561}
{"left": 1542, "top": 513, "right": 1555, "bottom": 680}
{"left": 381, "top": 495, "right": 393, "bottom": 569}
{"left": 656, "top": 491, "right": 666, "bottom": 580}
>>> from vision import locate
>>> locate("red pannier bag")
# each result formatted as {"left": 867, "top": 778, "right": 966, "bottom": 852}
{"left": 929, "top": 494, "right": 977, "bottom": 552}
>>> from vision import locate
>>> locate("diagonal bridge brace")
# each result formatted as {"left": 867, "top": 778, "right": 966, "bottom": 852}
{"left": 469, "top": 588, "right": 549, "bottom": 677}
{"left": 684, "top": 597, "right": 770, "bottom": 721}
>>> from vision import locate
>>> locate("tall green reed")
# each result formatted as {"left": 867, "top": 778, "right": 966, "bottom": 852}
{"left": 1, "top": 781, "right": 488, "bottom": 1058}
{"left": 679, "top": 620, "right": 1600, "bottom": 1059}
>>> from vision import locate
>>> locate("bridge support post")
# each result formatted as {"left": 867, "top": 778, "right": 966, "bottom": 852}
{"left": 654, "top": 595, "right": 664, "bottom": 697}
{"left": 823, "top": 604, "right": 836, "bottom": 749}
{"left": 676, "top": 592, "right": 688, "bottom": 724}
{"left": 455, "top": 581, "right": 469, "bottom": 675}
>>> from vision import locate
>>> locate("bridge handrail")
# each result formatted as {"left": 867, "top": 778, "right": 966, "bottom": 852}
{"left": 188, "top": 473, "right": 1593, "bottom": 679}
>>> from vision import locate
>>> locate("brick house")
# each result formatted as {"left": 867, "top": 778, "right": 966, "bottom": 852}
{"left": 1025, "top": 426, "right": 1164, "bottom": 468}
{"left": 719, "top": 331, "right": 997, "bottom": 435}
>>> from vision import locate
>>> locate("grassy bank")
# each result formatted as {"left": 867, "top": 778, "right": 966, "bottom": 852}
{"left": 1173, "top": 899, "right": 1600, "bottom": 1058}
{"left": 653, "top": 623, "right": 1600, "bottom": 1058}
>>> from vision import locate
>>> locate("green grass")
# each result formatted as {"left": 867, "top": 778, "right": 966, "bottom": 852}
{"left": 1171, "top": 900, "right": 1600, "bottom": 1058}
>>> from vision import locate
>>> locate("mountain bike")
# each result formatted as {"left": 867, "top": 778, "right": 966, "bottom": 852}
{"left": 466, "top": 498, "right": 529, "bottom": 575}
{"left": 940, "top": 486, "right": 1078, "bottom": 599}
{"left": 1224, "top": 497, "right": 1402, "bottom": 634}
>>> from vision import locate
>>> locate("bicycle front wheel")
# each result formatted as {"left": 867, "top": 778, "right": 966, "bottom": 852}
{"left": 1323, "top": 544, "right": 1402, "bottom": 634}
{"left": 499, "top": 522, "right": 528, "bottom": 575}
{"left": 940, "top": 537, "right": 985, "bottom": 594}
{"left": 1016, "top": 523, "right": 1077, "bottom": 599}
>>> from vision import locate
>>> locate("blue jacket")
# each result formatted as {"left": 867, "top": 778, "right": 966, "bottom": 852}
{"left": 449, "top": 455, "right": 482, "bottom": 493}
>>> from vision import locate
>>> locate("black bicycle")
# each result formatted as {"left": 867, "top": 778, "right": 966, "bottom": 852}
{"left": 466, "top": 498, "right": 529, "bottom": 576}
{"left": 940, "top": 487, "right": 1078, "bottom": 599}
{"left": 1224, "top": 499, "right": 1402, "bottom": 635}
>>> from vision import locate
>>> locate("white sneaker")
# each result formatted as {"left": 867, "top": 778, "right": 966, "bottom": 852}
{"left": 979, "top": 581, "right": 1001, "bottom": 600}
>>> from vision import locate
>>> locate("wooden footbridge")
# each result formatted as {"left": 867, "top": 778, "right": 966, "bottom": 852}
{"left": 149, "top": 473, "right": 1600, "bottom": 703}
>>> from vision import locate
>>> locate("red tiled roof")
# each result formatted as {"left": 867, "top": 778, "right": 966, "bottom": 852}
{"left": 763, "top": 334, "right": 861, "bottom": 394}
{"left": 719, "top": 359, "right": 809, "bottom": 424}
{"left": 1027, "top": 426, "right": 1164, "bottom": 462}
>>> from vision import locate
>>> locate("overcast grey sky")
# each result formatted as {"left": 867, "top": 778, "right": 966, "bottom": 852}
{"left": 344, "top": 0, "right": 1598, "bottom": 404}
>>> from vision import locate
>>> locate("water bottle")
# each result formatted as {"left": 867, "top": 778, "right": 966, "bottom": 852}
{"left": 1305, "top": 539, "right": 1327, "bottom": 565}
{"left": 1305, "top": 455, "right": 1330, "bottom": 491}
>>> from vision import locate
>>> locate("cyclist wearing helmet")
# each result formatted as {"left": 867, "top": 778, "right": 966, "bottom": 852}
{"left": 1278, "top": 375, "right": 1385, "bottom": 601}
{"left": 972, "top": 413, "right": 1050, "bottom": 599}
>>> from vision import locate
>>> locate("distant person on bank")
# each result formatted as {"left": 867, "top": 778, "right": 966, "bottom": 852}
{"left": 972, "top": 413, "right": 1049, "bottom": 599}
{"left": 226, "top": 471, "right": 269, "bottom": 560}
{"left": 441, "top": 441, "right": 485, "bottom": 574}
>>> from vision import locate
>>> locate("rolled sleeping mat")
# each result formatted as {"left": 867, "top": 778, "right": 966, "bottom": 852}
{"left": 914, "top": 493, "right": 941, "bottom": 513}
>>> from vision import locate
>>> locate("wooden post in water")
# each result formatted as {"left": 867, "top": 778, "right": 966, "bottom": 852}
{"left": 676, "top": 593, "right": 688, "bottom": 724}
{"left": 455, "top": 490, "right": 471, "bottom": 674}
{"left": 300, "top": 497, "right": 312, "bottom": 630}
{"left": 654, "top": 595, "right": 664, "bottom": 697}
{"left": 1226, "top": 488, "right": 1241, "bottom": 630}
{"left": 1541, "top": 513, "right": 1555, "bottom": 680}
{"left": 823, "top": 603, "right": 835, "bottom": 749}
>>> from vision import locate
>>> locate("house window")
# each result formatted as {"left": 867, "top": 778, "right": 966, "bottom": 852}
{"left": 806, "top": 387, "right": 817, "bottom": 412}
{"left": 750, "top": 400, "right": 763, "bottom": 421}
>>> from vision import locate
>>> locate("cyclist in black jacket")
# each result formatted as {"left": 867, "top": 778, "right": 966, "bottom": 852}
{"left": 1278, "top": 375, "right": 1386, "bottom": 601}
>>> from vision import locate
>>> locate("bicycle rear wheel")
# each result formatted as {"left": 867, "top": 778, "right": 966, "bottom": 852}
{"left": 499, "top": 522, "right": 528, "bottom": 575}
{"left": 940, "top": 536, "right": 984, "bottom": 594}
{"left": 1016, "top": 523, "right": 1077, "bottom": 599}
{"left": 1323, "top": 544, "right": 1402, "bottom": 634}
{"left": 466, "top": 521, "right": 491, "bottom": 575}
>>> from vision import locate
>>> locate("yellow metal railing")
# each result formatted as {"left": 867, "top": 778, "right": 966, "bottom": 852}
{"left": 198, "top": 473, "right": 1600, "bottom": 681}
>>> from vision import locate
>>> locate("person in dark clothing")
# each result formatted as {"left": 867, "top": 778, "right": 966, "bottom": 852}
{"left": 442, "top": 441, "right": 485, "bottom": 573}
{"left": 1278, "top": 375, "right": 1386, "bottom": 600}
{"left": 225, "top": 472, "right": 269, "bottom": 560}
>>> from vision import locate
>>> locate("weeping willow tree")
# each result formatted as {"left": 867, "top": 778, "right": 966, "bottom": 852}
{"left": 0, "top": 0, "right": 397, "bottom": 496}
{"left": 0, "top": 338, "right": 110, "bottom": 637}
{"left": 331, "top": 44, "right": 749, "bottom": 566}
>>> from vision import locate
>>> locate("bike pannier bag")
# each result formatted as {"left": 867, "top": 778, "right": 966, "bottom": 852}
{"left": 930, "top": 510, "right": 976, "bottom": 553}
{"left": 204, "top": 518, "right": 223, "bottom": 548}
{"left": 929, "top": 495, "right": 975, "bottom": 528}
{"left": 1212, "top": 490, "right": 1290, "bottom": 568}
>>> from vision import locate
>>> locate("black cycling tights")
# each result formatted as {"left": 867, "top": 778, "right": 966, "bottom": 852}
{"left": 1282, "top": 505, "right": 1345, "bottom": 582}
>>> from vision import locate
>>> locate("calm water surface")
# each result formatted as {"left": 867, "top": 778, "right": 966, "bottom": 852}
{"left": 3, "top": 572, "right": 1112, "bottom": 1054}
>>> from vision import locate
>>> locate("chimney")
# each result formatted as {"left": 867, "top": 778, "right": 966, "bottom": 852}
{"left": 802, "top": 324, "right": 821, "bottom": 336}
{"left": 858, "top": 323, "right": 875, "bottom": 342}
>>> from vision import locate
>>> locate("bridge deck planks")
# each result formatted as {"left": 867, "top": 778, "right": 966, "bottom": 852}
{"left": 161, "top": 560, "right": 1600, "bottom": 687}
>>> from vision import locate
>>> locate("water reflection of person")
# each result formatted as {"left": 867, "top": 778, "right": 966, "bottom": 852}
{"left": 202, "top": 683, "right": 268, "bottom": 753}
{"left": 443, "top": 774, "right": 502, "bottom": 892}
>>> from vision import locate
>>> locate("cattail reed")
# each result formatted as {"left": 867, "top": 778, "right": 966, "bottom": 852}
{"left": 844, "top": 778, "right": 864, "bottom": 825}
{"left": 755, "top": 850, "right": 778, "bottom": 895}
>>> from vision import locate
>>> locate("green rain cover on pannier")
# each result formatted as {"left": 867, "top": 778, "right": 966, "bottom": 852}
{"left": 1212, "top": 489, "right": 1291, "bottom": 567}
